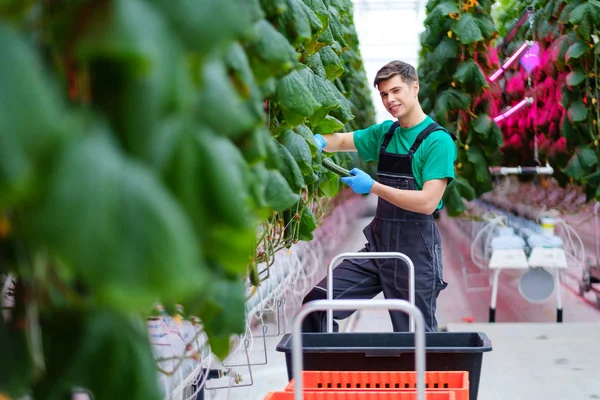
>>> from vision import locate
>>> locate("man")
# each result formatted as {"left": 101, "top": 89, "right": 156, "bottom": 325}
{"left": 302, "top": 60, "right": 457, "bottom": 332}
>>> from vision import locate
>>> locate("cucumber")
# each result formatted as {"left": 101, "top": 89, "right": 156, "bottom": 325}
{"left": 322, "top": 157, "right": 352, "bottom": 177}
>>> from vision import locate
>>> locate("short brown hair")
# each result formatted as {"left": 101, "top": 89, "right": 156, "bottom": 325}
{"left": 373, "top": 61, "right": 418, "bottom": 87}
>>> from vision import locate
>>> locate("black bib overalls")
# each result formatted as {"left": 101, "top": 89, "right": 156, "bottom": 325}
{"left": 302, "top": 121, "right": 452, "bottom": 332}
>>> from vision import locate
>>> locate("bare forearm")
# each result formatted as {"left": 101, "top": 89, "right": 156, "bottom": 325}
{"left": 322, "top": 132, "right": 356, "bottom": 152}
{"left": 370, "top": 182, "right": 439, "bottom": 215}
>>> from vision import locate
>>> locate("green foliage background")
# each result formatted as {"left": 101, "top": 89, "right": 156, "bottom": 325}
{"left": 418, "top": 0, "right": 503, "bottom": 216}
{"left": 0, "top": 0, "right": 375, "bottom": 398}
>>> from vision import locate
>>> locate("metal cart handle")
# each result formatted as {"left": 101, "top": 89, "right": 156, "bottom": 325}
{"left": 327, "top": 252, "right": 416, "bottom": 332}
{"left": 292, "top": 299, "right": 426, "bottom": 400}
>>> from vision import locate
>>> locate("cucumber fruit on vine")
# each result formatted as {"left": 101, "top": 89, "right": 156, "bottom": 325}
{"left": 322, "top": 156, "right": 351, "bottom": 177}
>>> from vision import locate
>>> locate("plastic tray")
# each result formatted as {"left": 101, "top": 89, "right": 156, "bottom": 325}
{"left": 276, "top": 332, "right": 491, "bottom": 400}
{"left": 264, "top": 391, "right": 457, "bottom": 399}
{"left": 283, "top": 371, "right": 468, "bottom": 400}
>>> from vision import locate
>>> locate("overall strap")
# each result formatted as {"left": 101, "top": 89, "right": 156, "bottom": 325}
{"left": 408, "top": 123, "right": 457, "bottom": 155}
{"left": 380, "top": 121, "right": 400, "bottom": 151}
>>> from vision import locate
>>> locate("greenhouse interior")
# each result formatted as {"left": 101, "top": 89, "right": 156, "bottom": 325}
{"left": 1, "top": 0, "right": 600, "bottom": 399}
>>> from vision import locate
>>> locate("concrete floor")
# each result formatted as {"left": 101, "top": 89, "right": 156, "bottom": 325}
{"left": 204, "top": 196, "right": 600, "bottom": 400}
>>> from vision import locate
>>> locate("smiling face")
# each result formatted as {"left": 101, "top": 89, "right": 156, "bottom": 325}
{"left": 378, "top": 75, "right": 419, "bottom": 120}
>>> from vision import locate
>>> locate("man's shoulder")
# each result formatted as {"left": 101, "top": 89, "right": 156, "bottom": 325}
{"left": 378, "top": 119, "right": 397, "bottom": 133}
{"left": 357, "top": 119, "right": 395, "bottom": 133}
{"left": 420, "top": 127, "right": 457, "bottom": 154}
{"left": 422, "top": 119, "right": 456, "bottom": 143}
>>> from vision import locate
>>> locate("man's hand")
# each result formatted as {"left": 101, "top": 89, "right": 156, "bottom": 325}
{"left": 340, "top": 168, "right": 375, "bottom": 194}
{"left": 314, "top": 134, "right": 326, "bottom": 152}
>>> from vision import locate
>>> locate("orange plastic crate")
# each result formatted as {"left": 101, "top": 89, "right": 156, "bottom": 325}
{"left": 284, "top": 371, "right": 468, "bottom": 400}
{"left": 265, "top": 391, "right": 456, "bottom": 399}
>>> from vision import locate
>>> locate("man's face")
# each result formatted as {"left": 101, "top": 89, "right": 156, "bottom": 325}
{"left": 378, "top": 75, "right": 419, "bottom": 120}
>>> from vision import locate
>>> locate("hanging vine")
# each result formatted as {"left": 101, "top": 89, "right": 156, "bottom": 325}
{"left": 0, "top": 0, "right": 375, "bottom": 398}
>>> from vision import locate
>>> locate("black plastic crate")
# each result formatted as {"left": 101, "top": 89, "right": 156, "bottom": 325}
{"left": 276, "top": 332, "right": 492, "bottom": 400}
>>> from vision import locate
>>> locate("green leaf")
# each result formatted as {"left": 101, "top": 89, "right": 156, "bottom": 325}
{"left": 318, "top": 171, "right": 340, "bottom": 198}
{"left": 275, "top": 69, "right": 321, "bottom": 126}
{"left": 237, "top": 126, "right": 269, "bottom": 164}
{"left": 566, "top": 69, "right": 586, "bottom": 87}
{"left": 453, "top": 60, "right": 488, "bottom": 94}
{"left": 0, "top": 320, "right": 34, "bottom": 397}
{"left": 194, "top": 130, "right": 257, "bottom": 275}
{"left": 155, "top": 120, "right": 210, "bottom": 234}
{"left": 435, "top": 89, "right": 471, "bottom": 125}
{"left": 315, "top": 115, "right": 345, "bottom": 133}
{"left": 425, "top": 1, "right": 459, "bottom": 28}
{"left": 560, "top": 0, "right": 584, "bottom": 24}
{"left": 260, "top": 0, "right": 288, "bottom": 16}
{"left": 565, "top": 40, "right": 589, "bottom": 62}
{"left": 551, "top": 34, "right": 571, "bottom": 70}
{"left": 197, "top": 57, "right": 262, "bottom": 138}
{"left": 31, "top": 133, "right": 206, "bottom": 309}
{"left": 273, "top": 138, "right": 306, "bottom": 190}
{"left": 36, "top": 310, "right": 161, "bottom": 400}
{"left": 75, "top": 1, "right": 195, "bottom": 159}
{"left": 567, "top": 99, "right": 588, "bottom": 123}
{"left": 327, "top": 6, "right": 347, "bottom": 47}
{"left": 298, "top": 206, "right": 317, "bottom": 240}
{"left": 563, "top": 146, "right": 598, "bottom": 179}
{"left": 195, "top": 129, "right": 255, "bottom": 229}
{"left": 473, "top": 14, "right": 497, "bottom": 39}
{"left": 281, "top": 130, "right": 313, "bottom": 174}
{"left": 489, "top": 121, "right": 504, "bottom": 147}
{"left": 193, "top": 277, "right": 246, "bottom": 358}
{"left": 75, "top": 0, "right": 167, "bottom": 72}
{"left": 307, "top": 51, "right": 327, "bottom": 78}
{"left": 264, "top": 170, "right": 301, "bottom": 211}
{"left": 471, "top": 114, "right": 492, "bottom": 136}
{"left": 297, "top": 66, "right": 339, "bottom": 124}
{"left": 146, "top": 0, "right": 253, "bottom": 55}
{"left": 248, "top": 162, "right": 270, "bottom": 210}
{"left": 298, "top": 0, "right": 324, "bottom": 37}
{"left": 246, "top": 19, "right": 298, "bottom": 81}
{"left": 276, "top": 0, "right": 312, "bottom": 45}
{"left": 224, "top": 42, "right": 261, "bottom": 101}
{"left": 583, "top": 169, "right": 600, "bottom": 185}
{"left": 465, "top": 146, "right": 492, "bottom": 194}
{"left": 569, "top": 1, "right": 600, "bottom": 38}
{"left": 318, "top": 46, "right": 344, "bottom": 80}
{"left": 442, "top": 183, "right": 466, "bottom": 217}
{"left": 453, "top": 175, "right": 476, "bottom": 201}
{"left": 0, "top": 23, "right": 72, "bottom": 208}
{"left": 451, "top": 14, "right": 484, "bottom": 44}
{"left": 294, "top": 125, "right": 318, "bottom": 156}
{"left": 302, "top": 0, "right": 328, "bottom": 25}
{"left": 561, "top": 113, "right": 582, "bottom": 144}
{"left": 430, "top": 37, "right": 459, "bottom": 68}
{"left": 317, "top": 24, "right": 335, "bottom": 46}
{"left": 329, "top": 87, "right": 355, "bottom": 123}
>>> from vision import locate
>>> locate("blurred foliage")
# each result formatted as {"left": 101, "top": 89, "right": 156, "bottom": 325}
{"left": 418, "top": 0, "right": 503, "bottom": 216}
{"left": 0, "top": 0, "right": 375, "bottom": 398}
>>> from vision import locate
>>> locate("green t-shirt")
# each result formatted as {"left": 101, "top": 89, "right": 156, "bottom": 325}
{"left": 353, "top": 116, "right": 457, "bottom": 209}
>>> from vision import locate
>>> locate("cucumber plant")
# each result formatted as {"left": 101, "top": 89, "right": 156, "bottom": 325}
{"left": 0, "top": 0, "right": 375, "bottom": 398}
{"left": 418, "top": 0, "right": 503, "bottom": 216}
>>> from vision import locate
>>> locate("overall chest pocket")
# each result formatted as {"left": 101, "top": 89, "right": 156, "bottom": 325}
{"left": 377, "top": 173, "right": 412, "bottom": 190}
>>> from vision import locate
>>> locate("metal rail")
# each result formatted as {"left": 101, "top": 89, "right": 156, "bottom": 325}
{"left": 291, "top": 299, "right": 426, "bottom": 400}
{"left": 327, "top": 252, "right": 416, "bottom": 332}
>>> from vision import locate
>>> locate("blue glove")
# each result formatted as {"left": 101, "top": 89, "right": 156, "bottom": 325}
{"left": 340, "top": 168, "right": 375, "bottom": 194}
{"left": 314, "top": 134, "right": 326, "bottom": 152}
